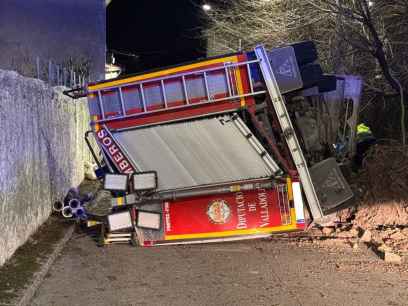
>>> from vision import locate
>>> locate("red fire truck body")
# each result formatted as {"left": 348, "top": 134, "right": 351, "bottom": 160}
{"left": 70, "top": 42, "right": 357, "bottom": 246}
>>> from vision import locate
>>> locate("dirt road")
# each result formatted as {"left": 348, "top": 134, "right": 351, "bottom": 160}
{"left": 32, "top": 232, "right": 408, "bottom": 306}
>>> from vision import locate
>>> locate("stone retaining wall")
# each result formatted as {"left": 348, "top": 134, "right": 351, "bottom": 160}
{"left": 0, "top": 70, "right": 92, "bottom": 266}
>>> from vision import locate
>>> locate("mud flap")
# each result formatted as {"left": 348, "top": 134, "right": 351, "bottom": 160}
{"left": 309, "top": 158, "right": 353, "bottom": 213}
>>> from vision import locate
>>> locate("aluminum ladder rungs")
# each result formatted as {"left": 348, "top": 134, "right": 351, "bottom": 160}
{"left": 94, "top": 59, "right": 263, "bottom": 122}
{"left": 254, "top": 45, "right": 324, "bottom": 220}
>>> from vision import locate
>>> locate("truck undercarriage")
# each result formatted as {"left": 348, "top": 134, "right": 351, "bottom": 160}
{"left": 65, "top": 41, "right": 362, "bottom": 246}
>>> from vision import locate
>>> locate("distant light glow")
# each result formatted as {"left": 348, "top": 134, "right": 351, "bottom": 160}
{"left": 202, "top": 4, "right": 212, "bottom": 11}
{"left": 368, "top": 1, "right": 374, "bottom": 7}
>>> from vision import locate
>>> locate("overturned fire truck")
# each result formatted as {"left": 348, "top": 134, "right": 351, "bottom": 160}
{"left": 66, "top": 42, "right": 362, "bottom": 246}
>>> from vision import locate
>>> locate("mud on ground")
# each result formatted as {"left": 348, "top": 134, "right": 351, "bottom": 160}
{"left": 0, "top": 216, "right": 71, "bottom": 305}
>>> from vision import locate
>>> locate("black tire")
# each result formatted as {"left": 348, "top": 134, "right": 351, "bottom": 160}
{"left": 318, "top": 75, "right": 338, "bottom": 93}
{"left": 300, "top": 63, "right": 323, "bottom": 88}
{"left": 291, "top": 41, "right": 318, "bottom": 67}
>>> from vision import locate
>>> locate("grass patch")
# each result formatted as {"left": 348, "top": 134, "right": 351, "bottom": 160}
{"left": 0, "top": 216, "right": 71, "bottom": 305}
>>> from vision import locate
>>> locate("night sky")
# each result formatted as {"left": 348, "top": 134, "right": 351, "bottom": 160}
{"left": 107, "top": 0, "right": 209, "bottom": 74}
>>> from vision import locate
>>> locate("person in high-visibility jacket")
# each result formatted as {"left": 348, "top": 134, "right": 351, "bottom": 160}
{"left": 355, "top": 122, "right": 376, "bottom": 167}
{"left": 357, "top": 123, "right": 374, "bottom": 141}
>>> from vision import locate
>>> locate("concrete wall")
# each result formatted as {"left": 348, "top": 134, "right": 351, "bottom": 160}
{"left": 0, "top": 0, "right": 106, "bottom": 80}
{"left": 0, "top": 69, "right": 92, "bottom": 266}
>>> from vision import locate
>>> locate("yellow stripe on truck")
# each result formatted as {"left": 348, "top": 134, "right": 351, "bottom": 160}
{"left": 165, "top": 217, "right": 298, "bottom": 241}
{"left": 93, "top": 115, "right": 101, "bottom": 131}
{"left": 117, "top": 197, "right": 124, "bottom": 206}
{"left": 286, "top": 177, "right": 293, "bottom": 201}
{"left": 234, "top": 65, "right": 246, "bottom": 107}
{"left": 88, "top": 56, "right": 241, "bottom": 91}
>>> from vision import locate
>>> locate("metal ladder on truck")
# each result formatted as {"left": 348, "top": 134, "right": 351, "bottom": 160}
{"left": 254, "top": 45, "right": 324, "bottom": 220}
{"left": 89, "top": 59, "right": 268, "bottom": 123}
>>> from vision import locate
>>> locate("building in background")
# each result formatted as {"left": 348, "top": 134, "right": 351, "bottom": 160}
{"left": 0, "top": 0, "right": 106, "bottom": 81}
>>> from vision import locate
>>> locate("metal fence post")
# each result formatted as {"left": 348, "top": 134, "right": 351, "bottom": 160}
{"left": 70, "top": 69, "right": 73, "bottom": 87}
{"left": 36, "top": 57, "right": 40, "bottom": 79}
{"left": 48, "top": 60, "right": 53, "bottom": 85}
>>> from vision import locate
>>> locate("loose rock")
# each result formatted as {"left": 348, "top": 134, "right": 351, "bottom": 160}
{"left": 360, "top": 230, "right": 372, "bottom": 243}
{"left": 390, "top": 231, "right": 405, "bottom": 241}
{"left": 370, "top": 232, "right": 384, "bottom": 246}
{"left": 401, "top": 228, "right": 408, "bottom": 237}
{"left": 309, "top": 228, "right": 323, "bottom": 237}
{"left": 336, "top": 230, "right": 358, "bottom": 239}
{"left": 349, "top": 228, "right": 360, "bottom": 237}
{"left": 384, "top": 252, "right": 402, "bottom": 264}
{"left": 322, "top": 227, "right": 335, "bottom": 236}
{"left": 377, "top": 244, "right": 393, "bottom": 253}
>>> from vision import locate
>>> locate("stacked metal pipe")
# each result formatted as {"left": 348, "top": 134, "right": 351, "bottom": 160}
{"left": 52, "top": 187, "right": 93, "bottom": 219}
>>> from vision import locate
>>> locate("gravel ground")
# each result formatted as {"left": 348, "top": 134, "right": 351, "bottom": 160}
{"left": 31, "top": 230, "right": 408, "bottom": 306}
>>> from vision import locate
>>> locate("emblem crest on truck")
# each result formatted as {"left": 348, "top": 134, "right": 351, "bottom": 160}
{"left": 207, "top": 200, "right": 231, "bottom": 224}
